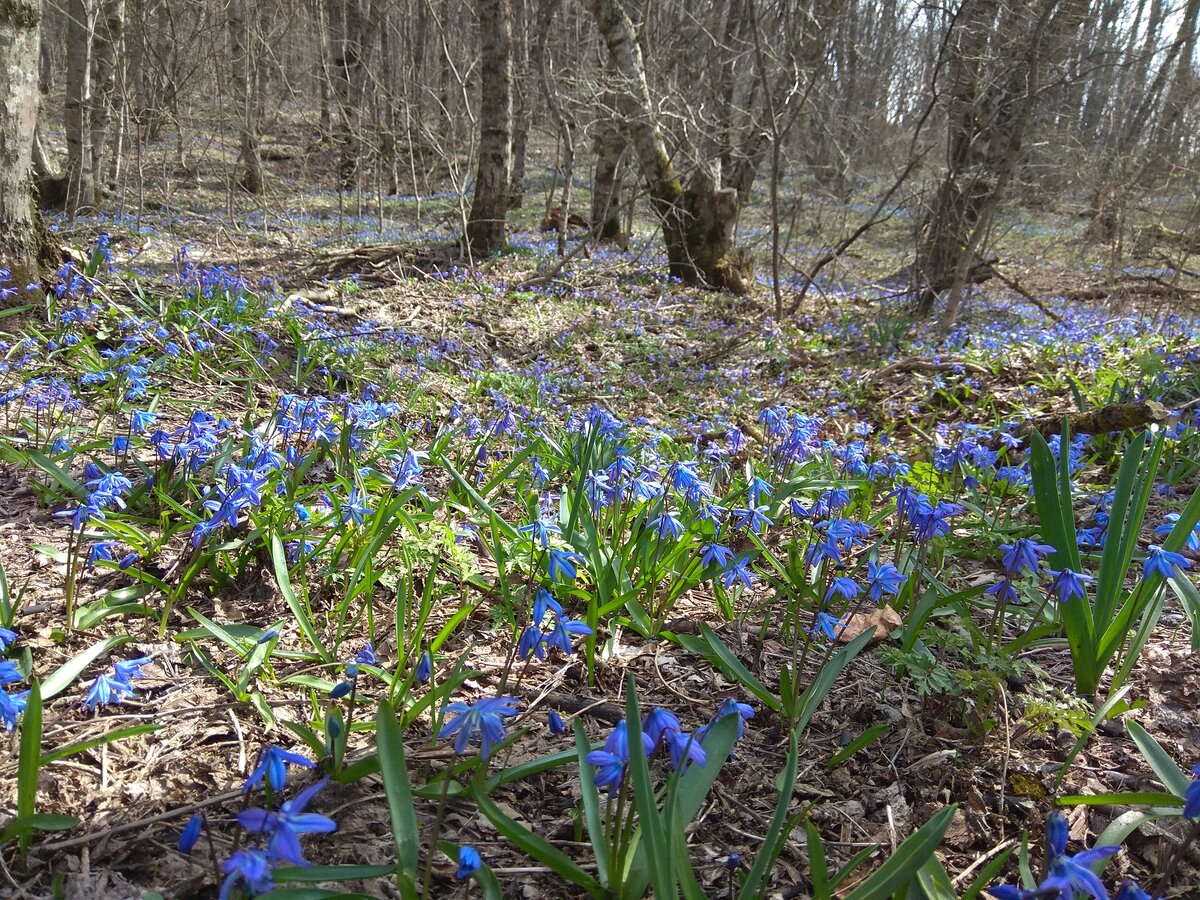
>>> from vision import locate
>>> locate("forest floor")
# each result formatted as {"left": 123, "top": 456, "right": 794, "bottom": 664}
{"left": 1, "top": 168, "right": 1199, "bottom": 900}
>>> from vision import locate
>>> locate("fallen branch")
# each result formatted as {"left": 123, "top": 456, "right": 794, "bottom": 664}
{"left": 982, "top": 261, "right": 1064, "bottom": 323}
{"left": 869, "top": 356, "right": 990, "bottom": 383}
{"left": 1019, "top": 400, "right": 1170, "bottom": 440}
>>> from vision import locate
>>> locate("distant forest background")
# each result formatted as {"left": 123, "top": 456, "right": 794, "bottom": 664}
{"left": 3, "top": 0, "right": 1200, "bottom": 324}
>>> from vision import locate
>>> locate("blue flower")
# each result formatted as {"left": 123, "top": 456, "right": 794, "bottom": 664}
{"left": 1184, "top": 762, "right": 1200, "bottom": 819}
{"left": 237, "top": 778, "right": 337, "bottom": 866}
{"left": 456, "top": 845, "right": 483, "bottom": 880}
{"left": 988, "top": 811, "right": 1117, "bottom": 900}
{"left": 1114, "top": 882, "right": 1150, "bottom": 900}
{"left": 542, "top": 616, "right": 593, "bottom": 655}
{"left": 1000, "top": 539, "right": 1056, "bottom": 576}
{"left": 0, "top": 660, "right": 21, "bottom": 685}
{"left": 178, "top": 814, "right": 203, "bottom": 853}
{"left": 0, "top": 626, "right": 15, "bottom": 653}
{"left": 519, "top": 517, "right": 561, "bottom": 549}
{"left": 330, "top": 681, "right": 353, "bottom": 699}
{"left": 0, "top": 690, "right": 28, "bottom": 730}
{"left": 243, "top": 745, "right": 315, "bottom": 793}
{"left": 548, "top": 709, "right": 566, "bottom": 734}
{"left": 355, "top": 642, "right": 377, "bottom": 666}
{"left": 584, "top": 719, "right": 654, "bottom": 793}
{"left": 1048, "top": 568, "right": 1094, "bottom": 603}
{"left": 83, "top": 673, "right": 134, "bottom": 711}
{"left": 113, "top": 656, "right": 152, "bottom": 686}
{"left": 700, "top": 543, "right": 734, "bottom": 569}
{"left": 547, "top": 548, "right": 584, "bottom": 583}
{"left": 825, "top": 576, "right": 861, "bottom": 603}
{"left": 698, "top": 698, "right": 755, "bottom": 743}
{"left": 720, "top": 555, "right": 754, "bottom": 589}
{"left": 810, "top": 611, "right": 846, "bottom": 641}
{"left": 986, "top": 579, "right": 1019, "bottom": 604}
{"left": 439, "top": 696, "right": 519, "bottom": 760}
{"left": 518, "top": 625, "right": 545, "bottom": 660}
{"left": 866, "top": 561, "right": 906, "bottom": 603}
{"left": 733, "top": 505, "right": 773, "bottom": 534}
{"left": 1144, "top": 545, "right": 1190, "bottom": 580}
{"left": 650, "top": 509, "right": 684, "bottom": 540}
{"left": 220, "top": 849, "right": 273, "bottom": 899}
{"left": 415, "top": 650, "right": 432, "bottom": 682}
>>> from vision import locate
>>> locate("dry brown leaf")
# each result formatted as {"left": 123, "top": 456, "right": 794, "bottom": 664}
{"left": 836, "top": 605, "right": 903, "bottom": 643}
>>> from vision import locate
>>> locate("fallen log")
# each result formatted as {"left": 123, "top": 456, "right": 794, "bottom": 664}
{"left": 1019, "top": 400, "right": 1169, "bottom": 441}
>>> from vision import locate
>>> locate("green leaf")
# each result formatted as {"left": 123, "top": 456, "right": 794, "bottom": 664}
{"left": 680, "top": 625, "right": 782, "bottom": 712}
{"left": 470, "top": 786, "right": 603, "bottom": 896}
{"left": 905, "top": 856, "right": 957, "bottom": 900}
{"left": 271, "top": 532, "right": 330, "bottom": 660}
{"left": 794, "top": 626, "right": 874, "bottom": 735}
{"left": 625, "top": 673, "right": 675, "bottom": 899}
{"left": 1125, "top": 721, "right": 1191, "bottom": 797}
{"left": 272, "top": 865, "right": 399, "bottom": 882}
{"left": 42, "top": 635, "right": 134, "bottom": 699}
{"left": 828, "top": 723, "right": 888, "bottom": 768}
{"left": 739, "top": 730, "right": 799, "bottom": 899}
{"left": 804, "top": 820, "right": 830, "bottom": 899}
{"left": 1056, "top": 792, "right": 1181, "bottom": 807}
{"left": 17, "top": 679, "right": 43, "bottom": 855}
{"left": 376, "top": 698, "right": 420, "bottom": 898}
{"left": 843, "top": 806, "right": 956, "bottom": 900}
{"left": 573, "top": 721, "right": 610, "bottom": 888}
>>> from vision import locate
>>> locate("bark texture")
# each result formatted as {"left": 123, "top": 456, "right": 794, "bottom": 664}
{"left": 0, "top": 0, "right": 43, "bottom": 285}
{"left": 586, "top": 0, "right": 751, "bottom": 293}
{"left": 228, "top": 0, "right": 264, "bottom": 194}
{"left": 466, "top": 0, "right": 514, "bottom": 256}
{"left": 65, "top": 0, "right": 95, "bottom": 216}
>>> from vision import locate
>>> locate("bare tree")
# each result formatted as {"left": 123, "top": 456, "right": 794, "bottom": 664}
{"left": 0, "top": 0, "right": 43, "bottom": 285}
{"left": 65, "top": 0, "right": 96, "bottom": 216}
{"left": 89, "top": 0, "right": 123, "bottom": 187}
{"left": 228, "top": 0, "right": 265, "bottom": 194}
{"left": 466, "top": 0, "right": 514, "bottom": 255}
{"left": 586, "top": 0, "right": 751, "bottom": 293}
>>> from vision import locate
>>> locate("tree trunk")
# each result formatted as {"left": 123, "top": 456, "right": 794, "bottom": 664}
{"left": 0, "top": 0, "right": 43, "bottom": 286}
{"left": 586, "top": 0, "right": 751, "bottom": 293}
{"left": 466, "top": 0, "right": 514, "bottom": 256}
{"left": 89, "top": 0, "right": 123, "bottom": 188}
{"left": 590, "top": 106, "right": 625, "bottom": 242}
{"left": 914, "top": 0, "right": 1084, "bottom": 320}
{"left": 65, "top": 0, "right": 96, "bottom": 217}
{"left": 507, "top": 0, "right": 532, "bottom": 208}
{"left": 228, "top": 0, "right": 264, "bottom": 195}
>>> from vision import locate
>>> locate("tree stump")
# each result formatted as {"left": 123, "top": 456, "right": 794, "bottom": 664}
{"left": 680, "top": 169, "right": 753, "bottom": 294}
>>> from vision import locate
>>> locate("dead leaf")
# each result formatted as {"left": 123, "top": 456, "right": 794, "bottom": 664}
{"left": 836, "top": 605, "right": 903, "bottom": 643}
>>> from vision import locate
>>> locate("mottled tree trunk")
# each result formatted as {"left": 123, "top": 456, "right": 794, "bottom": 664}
{"left": 228, "top": 0, "right": 264, "bottom": 195}
{"left": 466, "top": 0, "right": 514, "bottom": 256}
{"left": 586, "top": 0, "right": 750, "bottom": 292}
{"left": 65, "top": 0, "right": 96, "bottom": 217}
{"left": 0, "top": 0, "right": 43, "bottom": 286}
{"left": 590, "top": 108, "right": 625, "bottom": 242}
{"left": 89, "top": 0, "right": 124, "bottom": 188}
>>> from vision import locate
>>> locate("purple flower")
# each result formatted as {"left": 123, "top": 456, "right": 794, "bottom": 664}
{"left": 178, "top": 814, "right": 203, "bottom": 853}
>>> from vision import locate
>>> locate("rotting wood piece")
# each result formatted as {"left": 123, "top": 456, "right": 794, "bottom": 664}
{"left": 1020, "top": 400, "right": 1170, "bottom": 440}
